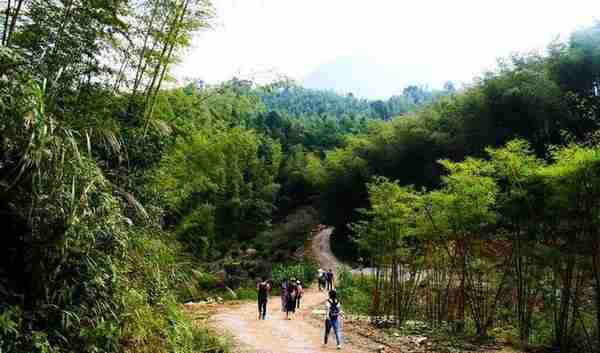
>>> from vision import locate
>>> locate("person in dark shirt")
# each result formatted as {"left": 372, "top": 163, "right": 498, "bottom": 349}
{"left": 257, "top": 277, "right": 271, "bottom": 320}
{"left": 324, "top": 289, "right": 343, "bottom": 349}
{"left": 280, "top": 278, "right": 288, "bottom": 312}
{"left": 326, "top": 269, "right": 334, "bottom": 290}
{"left": 285, "top": 278, "right": 297, "bottom": 319}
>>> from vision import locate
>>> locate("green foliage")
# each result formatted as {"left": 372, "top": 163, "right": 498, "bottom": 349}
{"left": 336, "top": 269, "right": 372, "bottom": 315}
{"left": 235, "top": 288, "right": 259, "bottom": 301}
{"left": 153, "top": 125, "right": 282, "bottom": 258}
{"left": 0, "top": 52, "right": 230, "bottom": 353}
{"left": 259, "top": 82, "right": 444, "bottom": 120}
{"left": 353, "top": 177, "right": 422, "bottom": 260}
{"left": 320, "top": 23, "right": 600, "bottom": 253}
{"left": 253, "top": 207, "right": 319, "bottom": 261}
{"left": 194, "top": 271, "right": 219, "bottom": 290}
{"left": 281, "top": 145, "right": 326, "bottom": 196}
{"left": 0, "top": 307, "right": 21, "bottom": 352}
{"left": 271, "top": 262, "right": 317, "bottom": 287}
{"left": 350, "top": 135, "right": 600, "bottom": 349}
{"left": 117, "top": 230, "right": 232, "bottom": 353}
{"left": 3, "top": 7, "right": 600, "bottom": 353}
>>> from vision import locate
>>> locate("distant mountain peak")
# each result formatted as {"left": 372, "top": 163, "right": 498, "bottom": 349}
{"left": 302, "top": 56, "right": 420, "bottom": 100}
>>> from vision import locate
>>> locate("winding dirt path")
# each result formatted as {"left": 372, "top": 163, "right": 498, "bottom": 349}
{"left": 209, "top": 227, "right": 373, "bottom": 353}
{"left": 311, "top": 227, "right": 342, "bottom": 274}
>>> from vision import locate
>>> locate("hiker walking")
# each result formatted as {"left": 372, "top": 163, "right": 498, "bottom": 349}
{"left": 324, "top": 289, "right": 343, "bottom": 349}
{"left": 295, "top": 280, "right": 303, "bottom": 309}
{"left": 257, "top": 277, "right": 271, "bottom": 320}
{"left": 318, "top": 268, "right": 326, "bottom": 291}
{"left": 326, "top": 269, "right": 334, "bottom": 290}
{"left": 317, "top": 268, "right": 324, "bottom": 291}
{"left": 280, "top": 278, "right": 288, "bottom": 312}
{"left": 285, "top": 278, "right": 297, "bottom": 319}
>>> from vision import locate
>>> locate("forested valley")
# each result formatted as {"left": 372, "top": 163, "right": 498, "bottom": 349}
{"left": 2, "top": 1, "right": 600, "bottom": 352}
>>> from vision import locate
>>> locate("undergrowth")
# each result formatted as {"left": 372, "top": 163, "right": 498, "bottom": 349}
{"left": 272, "top": 261, "right": 318, "bottom": 287}
{"left": 336, "top": 269, "right": 373, "bottom": 315}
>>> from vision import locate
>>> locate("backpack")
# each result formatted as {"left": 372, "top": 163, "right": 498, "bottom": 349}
{"left": 258, "top": 282, "right": 268, "bottom": 300}
{"left": 328, "top": 299, "right": 340, "bottom": 319}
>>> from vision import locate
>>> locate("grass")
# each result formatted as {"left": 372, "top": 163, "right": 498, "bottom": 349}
{"left": 336, "top": 269, "right": 373, "bottom": 315}
{"left": 235, "top": 287, "right": 258, "bottom": 301}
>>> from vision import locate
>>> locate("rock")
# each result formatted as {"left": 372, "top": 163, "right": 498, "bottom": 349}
{"left": 216, "top": 296, "right": 224, "bottom": 304}
{"left": 183, "top": 301, "right": 208, "bottom": 308}
{"left": 414, "top": 336, "right": 427, "bottom": 345}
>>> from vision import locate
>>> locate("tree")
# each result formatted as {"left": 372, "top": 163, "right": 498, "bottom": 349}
{"left": 486, "top": 139, "right": 544, "bottom": 344}
{"left": 353, "top": 177, "right": 423, "bottom": 324}
{"left": 443, "top": 81, "right": 456, "bottom": 93}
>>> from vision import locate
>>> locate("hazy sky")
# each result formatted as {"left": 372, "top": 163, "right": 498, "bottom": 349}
{"left": 174, "top": 0, "right": 599, "bottom": 94}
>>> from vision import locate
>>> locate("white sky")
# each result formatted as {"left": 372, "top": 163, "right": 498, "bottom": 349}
{"left": 174, "top": 0, "right": 600, "bottom": 92}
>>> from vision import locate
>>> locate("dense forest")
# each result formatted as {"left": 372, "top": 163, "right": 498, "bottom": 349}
{"left": 327, "top": 23, "right": 600, "bottom": 353}
{"left": 0, "top": 0, "right": 435, "bottom": 350}
{"left": 2, "top": 0, "right": 600, "bottom": 352}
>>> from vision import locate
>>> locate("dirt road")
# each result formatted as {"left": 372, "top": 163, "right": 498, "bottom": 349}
{"left": 210, "top": 227, "right": 372, "bottom": 353}
{"left": 311, "top": 227, "right": 342, "bottom": 274}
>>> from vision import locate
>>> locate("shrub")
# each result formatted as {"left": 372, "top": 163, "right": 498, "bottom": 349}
{"left": 253, "top": 207, "right": 319, "bottom": 261}
{"left": 195, "top": 271, "right": 219, "bottom": 290}
{"left": 272, "top": 261, "right": 317, "bottom": 287}
{"left": 0, "top": 307, "right": 21, "bottom": 352}
{"left": 336, "top": 268, "right": 372, "bottom": 315}
{"left": 236, "top": 287, "right": 258, "bottom": 301}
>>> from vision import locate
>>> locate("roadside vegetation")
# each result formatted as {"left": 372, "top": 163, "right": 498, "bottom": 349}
{"left": 330, "top": 23, "right": 600, "bottom": 353}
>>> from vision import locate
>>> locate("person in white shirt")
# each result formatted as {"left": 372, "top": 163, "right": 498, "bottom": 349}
{"left": 295, "top": 280, "right": 303, "bottom": 308}
{"left": 317, "top": 268, "right": 325, "bottom": 291}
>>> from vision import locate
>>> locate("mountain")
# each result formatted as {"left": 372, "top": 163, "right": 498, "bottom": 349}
{"left": 302, "top": 56, "right": 410, "bottom": 99}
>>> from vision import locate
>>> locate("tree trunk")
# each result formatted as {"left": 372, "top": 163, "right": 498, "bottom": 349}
{"left": 5, "top": 0, "right": 23, "bottom": 47}
{"left": 143, "top": 0, "right": 191, "bottom": 126}
{"left": 457, "top": 239, "right": 466, "bottom": 332}
{"left": 591, "top": 240, "right": 600, "bottom": 350}
{"left": 2, "top": 0, "right": 12, "bottom": 46}
{"left": 130, "top": 0, "right": 162, "bottom": 98}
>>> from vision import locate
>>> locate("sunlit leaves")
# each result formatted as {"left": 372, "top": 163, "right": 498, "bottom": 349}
{"left": 153, "top": 125, "right": 282, "bottom": 257}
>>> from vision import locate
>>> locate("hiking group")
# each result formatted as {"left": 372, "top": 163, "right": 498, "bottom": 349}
{"left": 318, "top": 268, "right": 334, "bottom": 291}
{"left": 255, "top": 268, "right": 344, "bottom": 349}
{"left": 280, "top": 277, "right": 304, "bottom": 319}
